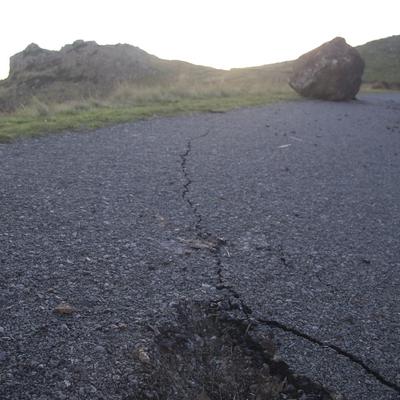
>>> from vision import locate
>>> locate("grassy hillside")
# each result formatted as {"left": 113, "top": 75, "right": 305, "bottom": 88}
{"left": 0, "top": 41, "right": 222, "bottom": 112}
{"left": 1, "top": 35, "right": 399, "bottom": 142}
{"left": 0, "top": 92, "right": 297, "bottom": 142}
{"left": 0, "top": 70, "right": 295, "bottom": 142}
{"left": 357, "top": 35, "right": 400, "bottom": 83}
{"left": 0, "top": 42, "right": 296, "bottom": 141}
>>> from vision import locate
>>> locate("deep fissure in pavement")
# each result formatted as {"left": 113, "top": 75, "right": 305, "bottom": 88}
{"left": 138, "top": 301, "right": 334, "bottom": 400}
{"left": 256, "top": 318, "right": 400, "bottom": 394}
{"left": 180, "top": 130, "right": 211, "bottom": 236}
{"left": 178, "top": 131, "right": 400, "bottom": 396}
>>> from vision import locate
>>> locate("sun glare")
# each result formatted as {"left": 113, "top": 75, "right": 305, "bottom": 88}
{"left": 0, "top": 0, "right": 399, "bottom": 79}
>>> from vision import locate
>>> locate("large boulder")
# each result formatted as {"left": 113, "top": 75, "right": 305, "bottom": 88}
{"left": 8, "top": 40, "right": 160, "bottom": 88}
{"left": 289, "top": 37, "right": 365, "bottom": 101}
{"left": 0, "top": 40, "right": 162, "bottom": 110}
{"left": 0, "top": 40, "right": 215, "bottom": 111}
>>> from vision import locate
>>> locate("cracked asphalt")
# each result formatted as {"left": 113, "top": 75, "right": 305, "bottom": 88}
{"left": 1, "top": 92, "right": 400, "bottom": 399}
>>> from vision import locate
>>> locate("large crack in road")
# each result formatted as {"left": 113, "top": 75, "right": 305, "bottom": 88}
{"left": 179, "top": 126, "right": 400, "bottom": 397}
{"left": 1, "top": 93, "right": 399, "bottom": 400}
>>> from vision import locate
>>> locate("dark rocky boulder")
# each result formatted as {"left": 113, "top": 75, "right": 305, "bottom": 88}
{"left": 289, "top": 37, "right": 365, "bottom": 101}
{"left": 0, "top": 41, "right": 162, "bottom": 110}
{"left": 10, "top": 41, "right": 166, "bottom": 85}
{"left": 5, "top": 40, "right": 162, "bottom": 95}
{"left": 0, "top": 40, "right": 213, "bottom": 111}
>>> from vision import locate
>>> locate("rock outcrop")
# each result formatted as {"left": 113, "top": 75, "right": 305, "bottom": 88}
{"left": 8, "top": 40, "right": 160, "bottom": 87}
{"left": 0, "top": 40, "right": 212, "bottom": 111}
{"left": 289, "top": 37, "right": 365, "bottom": 101}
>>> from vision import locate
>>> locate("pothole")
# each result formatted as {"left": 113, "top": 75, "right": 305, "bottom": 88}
{"left": 134, "top": 300, "right": 336, "bottom": 400}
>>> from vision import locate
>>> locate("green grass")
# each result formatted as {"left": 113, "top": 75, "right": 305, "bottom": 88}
{"left": 357, "top": 35, "right": 400, "bottom": 83}
{"left": 3, "top": 33, "right": 400, "bottom": 143}
{"left": 0, "top": 48, "right": 297, "bottom": 142}
{"left": 1, "top": 35, "right": 399, "bottom": 143}
{"left": 0, "top": 91, "right": 296, "bottom": 142}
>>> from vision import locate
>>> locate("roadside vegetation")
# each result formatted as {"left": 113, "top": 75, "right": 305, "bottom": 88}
{"left": 0, "top": 62, "right": 296, "bottom": 142}
{"left": 0, "top": 93, "right": 295, "bottom": 142}
{"left": 1, "top": 34, "right": 399, "bottom": 142}
{"left": 357, "top": 35, "right": 400, "bottom": 84}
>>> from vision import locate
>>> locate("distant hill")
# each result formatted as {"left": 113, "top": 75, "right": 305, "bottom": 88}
{"left": 0, "top": 40, "right": 297, "bottom": 113}
{"left": 0, "top": 35, "right": 399, "bottom": 112}
{"left": 238, "top": 35, "right": 400, "bottom": 89}
{"left": 356, "top": 35, "right": 400, "bottom": 85}
{"left": 0, "top": 40, "right": 220, "bottom": 111}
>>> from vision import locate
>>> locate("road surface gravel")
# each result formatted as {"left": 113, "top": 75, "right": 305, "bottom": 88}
{"left": 0, "top": 93, "right": 399, "bottom": 399}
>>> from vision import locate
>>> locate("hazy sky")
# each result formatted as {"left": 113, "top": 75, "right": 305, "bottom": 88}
{"left": 1, "top": 0, "right": 399, "bottom": 79}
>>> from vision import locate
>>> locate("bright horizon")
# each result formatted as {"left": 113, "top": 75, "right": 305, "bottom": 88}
{"left": 0, "top": 0, "right": 399, "bottom": 80}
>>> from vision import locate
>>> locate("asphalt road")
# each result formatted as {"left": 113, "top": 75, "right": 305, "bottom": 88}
{"left": 0, "top": 93, "right": 399, "bottom": 400}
